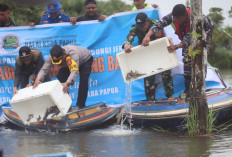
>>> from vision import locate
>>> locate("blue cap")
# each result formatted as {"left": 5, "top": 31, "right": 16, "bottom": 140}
{"left": 46, "top": 1, "right": 62, "bottom": 13}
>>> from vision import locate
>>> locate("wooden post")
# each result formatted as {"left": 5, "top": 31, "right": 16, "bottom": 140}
{"left": 190, "top": 0, "right": 209, "bottom": 134}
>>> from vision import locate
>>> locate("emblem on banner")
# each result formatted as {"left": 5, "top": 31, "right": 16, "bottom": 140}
{"left": 0, "top": 34, "right": 20, "bottom": 54}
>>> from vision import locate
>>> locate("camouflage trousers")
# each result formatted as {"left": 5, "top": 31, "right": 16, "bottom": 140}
{"left": 144, "top": 70, "right": 174, "bottom": 101}
{"left": 183, "top": 55, "right": 192, "bottom": 77}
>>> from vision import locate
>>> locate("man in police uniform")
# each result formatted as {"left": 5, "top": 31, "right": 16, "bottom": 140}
{"left": 142, "top": 4, "right": 214, "bottom": 97}
{"left": 40, "top": 1, "right": 70, "bottom": 24}
{"left": 13, "top": 46, "right": 50, "bottom": 95}
{"left": 0, "top": 4, "right": 16, "bottom": 27}
{"left": 33, "top": 45, "right": 93, "bottom": 109}
{"left": 123, "top": 13, "right": 174, "bottom": 101}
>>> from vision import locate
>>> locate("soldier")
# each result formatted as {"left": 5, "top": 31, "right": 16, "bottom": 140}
{"left": 0, "top": 4, "right": 17, "bottom": 27}
{"left": 40, "top": 1, "right": 70, "bottom": 24}
{"left": 33, "top": 45, "right": 93, "bottom": 109}
{"left": 13, "top": 46, "right": 50, "bottom": 95}
{"left": 123, "top": 12, "right": 174, "bottom": 101}
{"left": 142, "top": 4, "right": 214, "bottom": 97}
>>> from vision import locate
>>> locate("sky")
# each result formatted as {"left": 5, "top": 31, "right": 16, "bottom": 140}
{"left": 124, "top": 0, "right": 232, "bottom": 27}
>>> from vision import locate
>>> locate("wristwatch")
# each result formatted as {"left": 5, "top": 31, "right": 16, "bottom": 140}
{"left": 67, "top": 82, "right": 71, "bottom": 86}
{"left": 175, "top": 45, "right": 178, "bottom": 50}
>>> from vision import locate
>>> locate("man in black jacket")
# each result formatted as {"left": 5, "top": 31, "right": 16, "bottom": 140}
{"left": 13, "top": 46, "right": 50, "bottom": 95}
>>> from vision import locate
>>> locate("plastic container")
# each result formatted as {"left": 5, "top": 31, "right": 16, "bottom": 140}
{"left": 10, "top": 80, "right": 72, "bottom": 124}
{"left": 116, "top": 37, "right": 179, "bottom": 82}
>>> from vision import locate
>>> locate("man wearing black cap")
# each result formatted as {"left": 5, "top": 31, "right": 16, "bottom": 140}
{"left": 13, "top": 46, "right": 50, "bottom": 95}
{"left": 40, "top": 0, "right": 70, "bottom": 24}
{"left": 33, "top": 45, "right": 93, "bottom": 109}
{"left": 76, "top": 0, "right": 107, "bottom": 22}
{"left": 122, "top": 12, "right": 174, "bottom": 101}
{"left": 142, "top": 4, "right": 214, "bottom": 97}
{"left": 0, "top": 4, "right": 17, "bottom": 27}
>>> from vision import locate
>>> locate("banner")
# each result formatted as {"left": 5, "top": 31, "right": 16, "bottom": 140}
{"left": 0, "top": 8, "right": 224, "bottom": 107}
{"left": 0, "top": 8, "right": 165, "bottom": 107}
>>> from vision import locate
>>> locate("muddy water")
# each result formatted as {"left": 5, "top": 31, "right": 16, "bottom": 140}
{"left": 0, "top": 70, "right": 232, "bottom": 157}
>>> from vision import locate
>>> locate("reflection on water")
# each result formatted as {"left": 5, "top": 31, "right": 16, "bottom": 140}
{"left": 2, "top": 123, "right": 232, "bottom": 157}
{"left": 0, "top": 70, "right": 232, "bottom": 157}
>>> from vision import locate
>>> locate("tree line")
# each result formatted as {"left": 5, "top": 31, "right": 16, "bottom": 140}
{"left": 1, "top": 0, "right": 232, "bottom": 69}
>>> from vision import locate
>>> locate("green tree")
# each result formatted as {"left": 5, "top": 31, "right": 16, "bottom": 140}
{"left": 97, "top": 0, "right": 132, "bottom": 15}
{"left": 60, "top": 0, "right": 85, "bottom": 18}
{"left": 208, "top": 26, "right": 232, "bottom": 69}
{"left": 208, "top": 7, "right": 225, "bottom": 27}
{"left": 0, "top": 0, "right": 132, "bottom": 26}
{"left": 229, "top": 6, "right": 232, "bottom": 18}
{"left": 185, "top": 0, "right": 190, "bottom": 7}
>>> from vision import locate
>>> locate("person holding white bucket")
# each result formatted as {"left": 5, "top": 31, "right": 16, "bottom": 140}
{"left": 123, "top": 12, "right": 174, "bottom": 101}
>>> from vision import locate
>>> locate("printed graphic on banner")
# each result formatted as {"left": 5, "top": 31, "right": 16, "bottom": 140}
{"left": 0, "top": 8, "right": 162, "bottom": 107}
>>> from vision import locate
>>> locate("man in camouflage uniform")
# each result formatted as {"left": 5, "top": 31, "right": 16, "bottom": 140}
{"left": 0, "top": 4, "right": 17, "bottom": 27}
{"left": 123, "top": 12, "right": 174, "bottom": 101}
{"left": 142, "top": 4, "right": 214, "bottom": 97}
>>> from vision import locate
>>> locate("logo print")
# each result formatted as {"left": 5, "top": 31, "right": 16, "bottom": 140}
{"left": 1, "top": 34, "right": 20, "bottom": 54}
{"left": 49, "top": 5, "right": 55, "bottom": 10}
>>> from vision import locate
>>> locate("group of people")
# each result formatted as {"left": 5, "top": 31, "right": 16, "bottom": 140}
{"left": 124, "top": 4, "right": 214, "bottom": 100}
{"left": 0, "top": 0, "right": 214, "bottom": 109}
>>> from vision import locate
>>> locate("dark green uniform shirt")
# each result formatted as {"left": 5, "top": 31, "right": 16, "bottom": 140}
{"left": 124, "top": 18, "right": 163, "bottom": 45}
{"left": 0, "top": 17, "right": 17, "bottom": 27}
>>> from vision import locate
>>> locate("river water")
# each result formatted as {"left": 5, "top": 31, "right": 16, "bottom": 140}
{"left": 0, "top": 70, "right": 232, "bottom": 157}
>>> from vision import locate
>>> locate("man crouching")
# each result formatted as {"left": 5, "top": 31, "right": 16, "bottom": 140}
{"left": 33, "top": 45, "right": 93, "bottom": 109}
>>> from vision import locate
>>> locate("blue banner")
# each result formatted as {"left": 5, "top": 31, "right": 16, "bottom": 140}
{"left": 0, "top": 8, "right": 162, "bottom": 107}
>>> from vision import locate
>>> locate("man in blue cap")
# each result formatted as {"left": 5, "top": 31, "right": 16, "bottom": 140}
{"left": 40, "top": 0, "right": 70, "bottom": 24}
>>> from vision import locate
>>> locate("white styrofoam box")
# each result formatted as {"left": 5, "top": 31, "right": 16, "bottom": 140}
{"left": 10, "top": 80, "right": 72, "bottom": 124}
{"left": 116, "top": 37, "right": 179, "bottom": 83}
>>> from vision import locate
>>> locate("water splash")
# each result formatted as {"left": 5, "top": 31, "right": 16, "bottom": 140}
{"left": 125, "top": 82, "right": 132, "bottom": 113}
{"left": 120, "top": 82, "right": 133, "bottom": 130}
{"left": 92, "top": 124, "right": 141, "bottom": 136}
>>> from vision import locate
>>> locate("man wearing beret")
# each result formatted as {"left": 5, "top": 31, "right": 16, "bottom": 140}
{"left": 33, "top": 45, "right": 93, "bottom": 109}
{"left": 13, "top": 46, "right": 50, "bottom": 95}
{"left": 40, "top": 0, "right": 70, "bottom": 24}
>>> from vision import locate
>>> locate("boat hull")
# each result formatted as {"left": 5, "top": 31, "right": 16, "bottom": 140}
{"left": 3, "top": 102, "right": 120, "bottom": 131}
{"left": 128, "top": 88, "right": 232, "bottom": 127}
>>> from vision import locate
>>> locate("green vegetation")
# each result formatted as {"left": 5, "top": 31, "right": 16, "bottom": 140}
{"left": 208, "top": 26, "right": 232, "bottom": 69}
{"left": 183, "top": 100, "right": 217, "bottom": 136}
{"left": 208, "top": 7, "right": 232, "bottom": 69}
{"left": 0, "top": 0, "right": 132, "bottom": 25}
{"left": 184, "top": 100, "right": 200, "bottom": 136}
{"left": 206, "top": 106, "right": 217, "bottom": 134}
